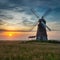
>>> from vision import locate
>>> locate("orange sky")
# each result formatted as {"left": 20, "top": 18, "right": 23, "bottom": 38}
{"left": 0, "top": 31, "right": 60, "bottom": 41}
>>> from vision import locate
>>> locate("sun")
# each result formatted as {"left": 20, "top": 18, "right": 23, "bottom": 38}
{"left": 6, "top": 32, "right": 14, "bottom": 37}
{"left": 8, "top": 33, "right": 13, "bottom": 37}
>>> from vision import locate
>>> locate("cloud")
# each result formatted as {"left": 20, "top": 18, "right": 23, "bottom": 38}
{"left": 47, "top": 21, "right": 60, "bottom": 31}
{"left": 0, "top": 0, "right": 60, "bottom": 31}
{"left": 10, "top": 0, "right": 60, "bottom": 8}
{"left": 0, "top": 0, "right": 9, "bottom": 4}
{"left": 0, "top": 9, "right": 37, "bottom": 27}
{"left": 0, "top": 0, "right": 60, "bottom": 9}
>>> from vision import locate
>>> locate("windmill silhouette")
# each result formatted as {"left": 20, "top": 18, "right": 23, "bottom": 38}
{"left": 29, "top": 8, "right": 51, "bottom": 40}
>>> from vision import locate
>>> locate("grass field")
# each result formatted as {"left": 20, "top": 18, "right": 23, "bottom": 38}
{"left": 0, "top": 40, "right": 60, "bottom": 60}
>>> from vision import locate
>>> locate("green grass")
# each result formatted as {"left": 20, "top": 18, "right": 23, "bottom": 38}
{"left": 0, "top": 40, "right": 60, "bottom": 60}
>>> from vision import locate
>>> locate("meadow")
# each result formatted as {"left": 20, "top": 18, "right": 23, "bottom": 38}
{"left": 0, "top": 40, "right": 60, "bottom": 60}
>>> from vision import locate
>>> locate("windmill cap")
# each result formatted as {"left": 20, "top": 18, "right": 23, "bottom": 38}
{"left": 41, "top": 16, "right": 44, "bottom": 19}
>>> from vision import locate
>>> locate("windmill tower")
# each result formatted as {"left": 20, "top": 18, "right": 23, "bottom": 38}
{"left": 36, "top": 16, "right": 48, "bottom": 40}
{"left": 29, "top": 8, "right": 51, "bottom": 41}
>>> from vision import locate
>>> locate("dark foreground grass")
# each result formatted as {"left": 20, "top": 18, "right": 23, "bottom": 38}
{"left": 0, "top": 40, "right": 60, "bottom": 60}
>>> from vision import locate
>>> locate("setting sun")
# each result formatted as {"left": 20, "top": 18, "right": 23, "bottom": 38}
{"left": 5, "top": 32, "right": 15, "bottom": 37}
{"left": 8, "top": 33, "right": 13, "bottom": 37}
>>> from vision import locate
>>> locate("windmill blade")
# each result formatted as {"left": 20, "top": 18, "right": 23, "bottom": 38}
{"left": 30, "top": 8, "right": 51, "bottom": 31}
{"left": 51, "top": 29, "right": 60, "bottom": 31}
{"left": 31, "top": 8, "right": 52, "bottom": 18}
{"left": 30, "top": 8, "right": 40, "bottom": 31}
{"left": 28, "top": 36, "right": 36, "bottom": 38}
{"left": 41, "top": 22, "right": 51, "bottom": 31}
{"left": 31, "top": 8, "right": 40, "bottom": 19}
{"left": 28, "top": 22, "right": 38, "bottom": 31}
{"left": 46, "top": 25, "right": 51, "bottom": 31}
{"left": 42, "top": 8, "right": 52, "bottom": 17}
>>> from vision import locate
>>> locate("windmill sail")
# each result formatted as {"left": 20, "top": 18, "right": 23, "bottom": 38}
{"left": 30, "top": 8, "right": 51, "bottom": 31}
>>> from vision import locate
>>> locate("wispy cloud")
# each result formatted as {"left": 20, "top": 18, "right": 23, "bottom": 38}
{"left": 0, "top": 0, "right": 60, "bottom": 31}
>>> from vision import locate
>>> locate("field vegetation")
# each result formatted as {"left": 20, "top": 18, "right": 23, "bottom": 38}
{"left": 0, "top": 40, "right": 60, "bottom": 60}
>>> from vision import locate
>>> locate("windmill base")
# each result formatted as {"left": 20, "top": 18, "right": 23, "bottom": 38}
{"left": 36, "top": 36, "right": 48, "bottom": 41}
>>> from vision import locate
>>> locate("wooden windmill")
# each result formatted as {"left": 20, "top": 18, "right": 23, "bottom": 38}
{"left": 29, "top": 8, "right": 51, "bottom": 41}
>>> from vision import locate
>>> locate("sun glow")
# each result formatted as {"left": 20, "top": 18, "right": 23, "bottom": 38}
{"left": 6, "top": 32, "right": 15, "bottom": 37}
{"left": 8, "top": 33, "right": 13, "bottom": 37}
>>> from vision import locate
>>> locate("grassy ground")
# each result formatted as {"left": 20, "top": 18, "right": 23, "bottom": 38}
{"left": 0, "top": 40, "right": 60, "bottom": 60}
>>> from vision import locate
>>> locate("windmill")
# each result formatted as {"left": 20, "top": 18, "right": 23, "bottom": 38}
{"left": 28, "top": 8, "right": 52, "bottom": 41}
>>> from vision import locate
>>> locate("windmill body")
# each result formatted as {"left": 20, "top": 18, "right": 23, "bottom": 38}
{"left": 36, "top": 17, "right": 48, "bottom": 40}
{"left": 29, "top": 9, "right": 51, "bottom": 40}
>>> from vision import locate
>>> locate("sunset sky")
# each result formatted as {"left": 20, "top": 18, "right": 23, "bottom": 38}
{"left": 0, "top": 0, "right": 60, "bottom": 40}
